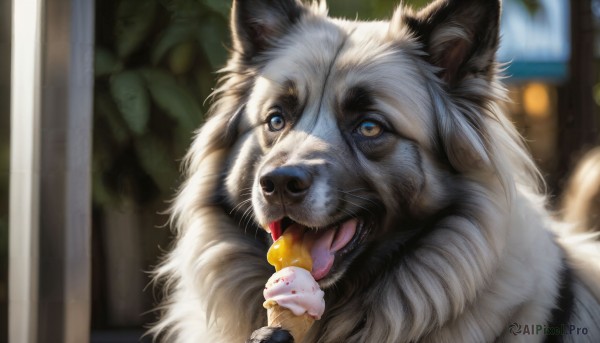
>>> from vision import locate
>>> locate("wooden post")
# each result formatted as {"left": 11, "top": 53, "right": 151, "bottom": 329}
{"left": 9, "top": 0, "right": 95, "bottom": 341}
{"left": 556, "top": 0, "right": 599, "bottom": 190}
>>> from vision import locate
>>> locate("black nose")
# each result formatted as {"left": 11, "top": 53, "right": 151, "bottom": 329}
{"left": 259, "top": 166, "right": 312, "bottom": 204}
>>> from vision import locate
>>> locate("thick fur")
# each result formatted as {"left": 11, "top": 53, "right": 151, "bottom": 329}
{"left": 151, "top": 1, "right": 600, "bottom": 342}
{"left": 561, "top": 147, "right": 600, "bottom": 234}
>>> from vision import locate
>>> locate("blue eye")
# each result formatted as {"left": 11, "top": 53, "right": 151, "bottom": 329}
{"left": 267, "top": 110, "right": 286, "bottom": 132}
{"left": 357, "top": 120, "right": 383, "bottom": 137}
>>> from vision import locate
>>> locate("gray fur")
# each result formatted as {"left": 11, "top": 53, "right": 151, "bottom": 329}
{"left": 150, "top": 1, "right": 600, "bottom": 342}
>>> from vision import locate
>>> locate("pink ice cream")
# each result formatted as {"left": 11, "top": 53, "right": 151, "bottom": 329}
{"left": 263, "top": 266, "right": 325, "bottom": 319}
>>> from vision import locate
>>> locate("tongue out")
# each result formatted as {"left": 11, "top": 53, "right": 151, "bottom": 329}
{"left": 284, "top": 218, "right": 358, "bottom": 280}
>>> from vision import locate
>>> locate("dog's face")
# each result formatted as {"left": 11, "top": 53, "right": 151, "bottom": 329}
{"left": 221, "top": 0, "right": 501, "bottom": 288}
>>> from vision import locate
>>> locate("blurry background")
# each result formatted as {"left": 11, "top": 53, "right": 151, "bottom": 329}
{"left": 1, "top": 0, "right": 600, "bottom": 342}
{"left": 1, "top": 0, "right": 12, "bottom": 340}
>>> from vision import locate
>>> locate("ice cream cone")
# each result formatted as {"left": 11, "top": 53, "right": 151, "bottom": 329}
{"left": 265, "top": 302, "right": 315, "bottom": 342}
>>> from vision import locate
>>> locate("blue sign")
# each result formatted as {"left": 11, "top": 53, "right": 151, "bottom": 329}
{"left": 499, "top": 0, "right": 570, "bottom": 81}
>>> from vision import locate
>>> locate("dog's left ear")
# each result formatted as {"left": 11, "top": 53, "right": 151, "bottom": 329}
{"left": 403, "top": 0, "right": 501, "bottom": 87}
{"left": 400, "top": 0, "right": 501, "bottom": 172}
{"left": 231, "top": 0, "right": 306, "bottom": 61}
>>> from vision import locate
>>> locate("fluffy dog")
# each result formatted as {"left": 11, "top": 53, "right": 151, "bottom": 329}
{"left": 151, "top": 0, "right": 600, "bottom": 342}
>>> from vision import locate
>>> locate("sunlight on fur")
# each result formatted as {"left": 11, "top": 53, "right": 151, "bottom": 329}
{"left": 149, "top": 1, "right": 600, "bottom": 342}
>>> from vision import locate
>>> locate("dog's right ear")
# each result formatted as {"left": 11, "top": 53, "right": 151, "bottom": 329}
{"left": 231, "top": 0, "right": 306, "bottom": 61}
{"left": 401, "top": 0, "right": 501, "bottom": 87}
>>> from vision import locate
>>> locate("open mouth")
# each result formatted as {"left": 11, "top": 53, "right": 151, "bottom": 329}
{"left": 267, "top": 216, "right": 365, "bottom": 281}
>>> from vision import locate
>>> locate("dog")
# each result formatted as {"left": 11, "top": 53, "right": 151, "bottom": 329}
{"left": 150, "top": 0, "right": 600, "bottom": 342}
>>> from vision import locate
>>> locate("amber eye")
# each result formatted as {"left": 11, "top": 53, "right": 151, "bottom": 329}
{"left": 267, "top": 109, "right": 286, "bottom": 132}
{"left": 357, "top": 120, "right": 383, "bottom": 138}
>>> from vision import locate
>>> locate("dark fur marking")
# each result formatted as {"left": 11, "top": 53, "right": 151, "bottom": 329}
{"left": 340, "top": 85, "right": 375, "bottom": 115}
{"left": 262, "top": 81, "right": 308, "bottom": 148}
{"left": 356, "top": 137, "right": 397, "bottom": 162}
{"left": 410, "top": 142, "right": 426, "bottom": 209}
{"left": 542, "top": 262, "right": 574, "bottom": 343}
{"left": 314, "top": 28, "right": 355, "bottom": 127}
{"left": 349, "top": 316, "right": 367, "bottom": 338}
{"left": 224, "top": 105, "right": 246, "bottom": 146}
{"left": 232, "top": 0, "right": 306, "bottom": 61}
{"left": 280, "top": 80, "right": 300, "bottom": 113}
{"left": 342, "top": 201, "right": 461, "bottom": 292}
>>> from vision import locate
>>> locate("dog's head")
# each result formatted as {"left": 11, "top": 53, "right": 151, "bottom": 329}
{"left": 209, "top": 0, "right": 505, "bottom": 288}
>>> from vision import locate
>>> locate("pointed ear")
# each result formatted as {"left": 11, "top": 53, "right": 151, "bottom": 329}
{"left": 400, "top": 0, "right": 501, "bottom": 172}
{"left": 404, "top": 0, "right": 501, "bottom": 86}
{"left": 231, "top": 0, "right": 306, "bottom": 60}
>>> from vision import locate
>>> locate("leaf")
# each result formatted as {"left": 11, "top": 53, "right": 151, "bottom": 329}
{"left": 110, "top": 71, "right": 151, "bottom": 135}
{"left": 151, "top": 22, "right": 197, "bottom": 65}
{"left": 168, "top": 41, "right": 197, "bottom": 75}
{"left": 134, "top": 135, "right": 179, "bottom": 192}
{"left": 95, "top": 47, "right": 123, "bottom": 77}
{"left": 160, "top": 0, "right": 201, "bottom": 16}
{"left": 196, "top": 16, "right": 229, "bottom": 68}
{"left": 202, "top": 0, "right": 231, "bottom": 17}
{"left": 158, "top": 0, "right": 181, "bottom": 12}
{"left": 115, "top": 0, "right": 158, "bottom": 58}
{"left": 95, "top": 91, "right": 130, "bottom": 144}
{"left": 140, "top": 68, "right": 202, "bottom": 130}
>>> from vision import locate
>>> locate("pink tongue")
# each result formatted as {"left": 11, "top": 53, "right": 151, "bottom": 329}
{"left": 306, "top": 218, "right": 358, "bottom": 280}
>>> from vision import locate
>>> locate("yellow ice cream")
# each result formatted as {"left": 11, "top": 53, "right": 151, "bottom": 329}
{"left": 267, "top": 229, "right": 312, "bottom": 272}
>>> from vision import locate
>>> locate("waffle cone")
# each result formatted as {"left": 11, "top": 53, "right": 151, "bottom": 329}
{"left": 266, "top": 303, "right": 314, "bottom": 342}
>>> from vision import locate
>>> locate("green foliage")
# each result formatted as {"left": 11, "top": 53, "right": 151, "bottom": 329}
{"left": 328, "top": 0, "right": 431, "bottom": 19}
{"left": 110, "top": 70, "right": 151, "bottom": 135}
{"left": 329, "top": 0, "right": 541, "bottom": 19}
{"left": 95, "top": 47, "right": 124, "bottom": 76}
{"left": 94, "top": 0, "right": 231, "bottom": 206}
{"left": 115, "top": 0, "right": 159, "bottom": 58}
{"left": 151, "top": 22, "right": 197, "bottom": 66}
{"left": 197, "top": 16, "right": 229, "bottom": 68}
{"left": 140, "top": 68, "right": 202, "bottom": 131}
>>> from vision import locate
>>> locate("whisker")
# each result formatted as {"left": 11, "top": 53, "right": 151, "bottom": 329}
{"left": 339, "top": 196, "right": 376, "bottom": 218}
{"left": 229, "top": 198, "right": 253, "bottom": 216}
{"left": 342, "top": 188, "right": 370, "bottom": 193}
{"left": 338, "top": 189, "right": 379, "bottom": 207}
{"left": 240, "top": 206, "right": 255, "bottom": 233}
{"left": 335, "top": 206, "right": 357, "bottom": 220}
